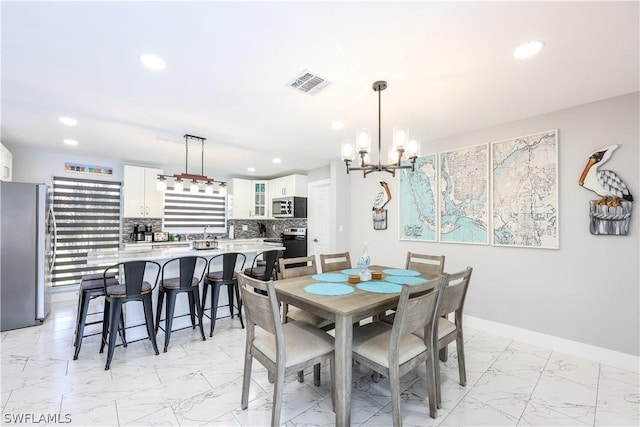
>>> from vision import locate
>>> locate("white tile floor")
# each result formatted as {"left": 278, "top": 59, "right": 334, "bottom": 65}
{"left": 1, "top": 293, "right": 638, "bottom": 426}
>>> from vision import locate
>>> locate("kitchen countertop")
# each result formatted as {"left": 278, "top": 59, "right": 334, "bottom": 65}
{"left": 88, "top": 241, "right": 285, "bottom": 266}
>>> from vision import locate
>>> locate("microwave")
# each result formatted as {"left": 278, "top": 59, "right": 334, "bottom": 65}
{"left": 272, "top": 197, "right": 307, "bottom": 218}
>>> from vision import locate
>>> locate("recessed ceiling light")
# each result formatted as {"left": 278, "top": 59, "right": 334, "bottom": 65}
{"left": 513, "top": 40, "right": 545, "bottom": 59}
{"left": 139, "top": 53, "right": 166, "bottom": 70}
{"left": 272, "top": 158, "right": 282, "bottom": 164}
{"left": 331, "top": 120, "right": 344, "bottom": 130}
{"left": 63, "top": 139, "right": 78, "bottom": 146}
{"left": 59, "top": 116, "right": 77, "bottom": 126}
{"left": 247, "top": 167, "right": 256, "bottom": 172}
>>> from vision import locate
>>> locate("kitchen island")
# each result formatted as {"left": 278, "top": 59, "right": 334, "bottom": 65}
{"left": 86, "top": 240, "right": 285, "bottom": 337}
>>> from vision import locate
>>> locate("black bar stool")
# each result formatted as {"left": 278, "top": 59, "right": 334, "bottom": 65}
{"left": 72, "top": 272, "right": 124, "bottom": 360}
{"left": 202, "top": 252, "right": 246, "bottom": 336}
{"left": 100, "top": 260, "right": 161, "bottom": 370}
{"left": 155, "top": 256, "right": 208, "bottom": 352}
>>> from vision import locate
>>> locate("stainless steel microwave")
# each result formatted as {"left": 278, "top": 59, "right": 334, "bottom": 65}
{"left": 272, "top": 197, "right": 307, "bottom": 218}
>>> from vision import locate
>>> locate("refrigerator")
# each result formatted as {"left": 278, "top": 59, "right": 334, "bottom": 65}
{"left": 0, "top": 181, "right": 55, "bottom": 331}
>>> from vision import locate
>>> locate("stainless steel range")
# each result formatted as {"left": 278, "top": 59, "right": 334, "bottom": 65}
{"left": 282, "top": 227, "right": 307, "bottom": 259}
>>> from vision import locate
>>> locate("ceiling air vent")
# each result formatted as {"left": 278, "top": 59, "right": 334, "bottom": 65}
{"left": 287, "top": 70, "right": 331, "bottom": 95}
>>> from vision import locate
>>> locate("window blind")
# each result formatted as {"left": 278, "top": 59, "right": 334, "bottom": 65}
{"left": 52, "top": 176, "right": 121, "bottom": 287}
{"left": 163, "top": 189, "right": 227, "bottom": 232}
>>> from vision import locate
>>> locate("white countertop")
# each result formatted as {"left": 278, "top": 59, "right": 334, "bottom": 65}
{"left": 87, "top": 242, "right": 285, "bottom": 266}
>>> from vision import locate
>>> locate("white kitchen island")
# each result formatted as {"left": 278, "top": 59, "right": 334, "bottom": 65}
{"left": 86, "top": 240, "right": 284, "bottom": 338}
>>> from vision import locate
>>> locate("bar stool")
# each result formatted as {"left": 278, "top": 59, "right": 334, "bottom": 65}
{"left": 202, "top": 252, "right": 246, "bottom": 336}
{"left": 155, "top": 256, "right": 207, "bottom": 352}
{"left": 100, "top": 260, "right": 161, "bottom": 370}
{"left": 72, "top": 272, "right": 124, "bottom": 360}
{"left": 244, "top": 250, "right": 281, "bottom": 281}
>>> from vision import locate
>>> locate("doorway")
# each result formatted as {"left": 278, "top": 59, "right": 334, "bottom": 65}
{"left": 307, "top": 179, "right": 333, "bottom": 258}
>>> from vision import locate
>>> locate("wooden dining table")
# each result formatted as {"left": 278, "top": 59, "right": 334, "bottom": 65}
{"left": 274, "top": 265, "right": 439, "bottom": 427}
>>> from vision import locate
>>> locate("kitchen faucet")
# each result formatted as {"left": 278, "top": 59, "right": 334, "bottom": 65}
{"left": 203, "top": 225, "right": 209, "bottom": 240}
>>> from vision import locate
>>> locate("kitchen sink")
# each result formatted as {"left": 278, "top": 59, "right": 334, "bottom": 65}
{"left": 192, "top": 239, "right": 219, "bottom": 250}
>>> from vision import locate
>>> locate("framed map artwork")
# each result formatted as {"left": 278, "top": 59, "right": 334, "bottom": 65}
{"left": 439, "top": 144, "right": 489, "bottom": 244}
{"left": 398, "top": 154, "right": 438, "bottom": 241}
{"left": 491, "top": 129, "right": 559, "bottom": 249}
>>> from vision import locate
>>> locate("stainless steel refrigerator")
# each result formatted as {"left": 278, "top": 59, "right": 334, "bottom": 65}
{"left": 0, "top": 181, "right": 55, "bottom": 331}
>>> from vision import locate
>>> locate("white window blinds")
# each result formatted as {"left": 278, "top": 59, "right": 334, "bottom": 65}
{"left": 163, "top": 189, "right": 227, "bottom": 233}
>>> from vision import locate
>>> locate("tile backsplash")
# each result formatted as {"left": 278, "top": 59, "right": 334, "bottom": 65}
{"left": 122, "top": 217, "right": 307, "bottom": 243}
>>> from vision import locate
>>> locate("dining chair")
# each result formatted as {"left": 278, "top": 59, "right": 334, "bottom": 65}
{"left": 238, "top": 273, "right": 335, "bottom": 427}
{"left": 155, "top": 256, "right": 208, "bottom": 352}
{"left": 351, "top": 275, "right": 447, "bottom": 425}
{"left": 319, "top": 252, "right": 351, "bottom": 273}
{"left": 244, "top": 249, "right": 281, "bottom": 281}
{"left": 279, "top": 255, "right": 333, "bottom": 384}
{"left": 410, "top": 267, "right": 473, "bottom": 407}
{"left": 406, "top": 252, "right": 445, "bottom": 276}
{"left": 100, "top": 260, "right": 161, "bottom": 370}
{"left": 203, "top": 252, "right": 246, "bottom": 336}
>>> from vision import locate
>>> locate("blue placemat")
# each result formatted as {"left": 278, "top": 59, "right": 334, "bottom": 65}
{"left": 382, "top": 269, "right": 421, "bottom": 277}
{"left": 385, "top": 276, "right": 428, "bottom": 285}
{"left": 304, "top": 283, "right": 354, "bottom": 296}
{"left": 357, "top": 281, "right": 402, "bottom": 294}
{"left": 312, "top": 273, "right": 348, "bottom": 282}
{"left": 341, "top": 268, "right": 360, "bottom": 275}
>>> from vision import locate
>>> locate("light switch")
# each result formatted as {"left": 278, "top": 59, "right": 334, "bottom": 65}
{"left": 242, "top": 225, "right": 248, "bottom": 231}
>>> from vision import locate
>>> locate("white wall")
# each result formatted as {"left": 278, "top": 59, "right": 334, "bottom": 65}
{"left": 347, "top": 92, "right": 639, "bottom": 357}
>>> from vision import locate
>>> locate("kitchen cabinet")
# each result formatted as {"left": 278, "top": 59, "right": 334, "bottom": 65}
{"left": 231, "top": 178, "right": 270, "bottom": 218}
{"left": 269, "top": 174, "right": 307, "bottom": 199}
{"left": 123, "top": 165, "right": 164, "bottom": 218}
{"left": 1, "top": 143, "right": 12, "bottom": 182}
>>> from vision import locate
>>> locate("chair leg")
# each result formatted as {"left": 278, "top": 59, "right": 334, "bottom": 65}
{"left": 234, "top": 282, "right": 244, "bottom": 329}
{"left": 202, "top": 282, "right": 209, "bottom": 313}
{"left": 163, "top": 291, "right": 177, "bottom": 353}
{"left": 272, "top": 365, "right": 285, "bottom": 427}
{"left": 73, "top": 291, "right": 92, "bottom": 360}
{"left": 426, "top": 356, "right": 438, "bottom": 419}
{"left": 241, "top": 345, "right": 253, "bottom": 409}
{"left": 297, "top": 370, "right": 305, "bottom": 383}
{"left": 456, "top": 332, "right": 466, "bottom": 387}
{"left": 313, "top": 363, "right": 321, "bottom": 386}
{"left": 227, "top": 284, "right": 234, "bottom": 319}
{"left": 439, "top": 346, "right": 448, "bottom": 362}
{"left": 99, "top": 299, "right": 110, "bottom": 354}
{"left": 155, "top": 288, "right": 165, "bottom": 334}
{"left": 142, "top": 295, "right": 160, "bottom": 355}
{"left": 388, "top": 366, "right": 402, "bottom": 427}
{"left": 435, "top": 346, "right": 442, "bottom": 408}
{"left": 192, "top": 287, "right": 206, "bottom": 341}
{"left": 105, "top": 300, "right": 122, "bottom": 370}
{"left": 209, "top": 283, "right": 221, "bottom": 337}
{"left": 118, "top": 311, "right": 127, "bottom": 348}
{"left": 187, "top": 292, "right": 196, "bottom": 329}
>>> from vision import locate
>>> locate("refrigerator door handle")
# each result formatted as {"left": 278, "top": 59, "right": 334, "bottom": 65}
{"left": 49, "top": 206, "right": 57, "bottom": 271}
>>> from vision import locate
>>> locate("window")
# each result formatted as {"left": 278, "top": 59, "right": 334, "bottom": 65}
{"left": 163, "top": 189, "right": 227, "bottom": 233}
{"left": 52, "top": 176, "right": 121, "bottom": 287}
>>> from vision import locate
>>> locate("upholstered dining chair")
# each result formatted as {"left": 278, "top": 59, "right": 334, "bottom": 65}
{"left": 411, "top": 267, "right": 472, "bottom": 407}
{"left": 203, "top": 252, "right": 246, "bottom": 336}
{"left": 100, "top": 260, "right": 161, "bottom": 370}
{"left": 279, "top": 255, "right": 333, "bottom": 384}
{"left": 238, "top": 273, "right": 335, "bottom": 427}
{"left": 351, "top": 275, "right": 447, "bottom": 425}
{"left": 405, "top": 252, "right": 445, "bottom": 276}
{"left": 155, "top": 256, "right": 208, "bottom": 352}
{"left": 319, "top": 252, "right": 351, "bottom": 273}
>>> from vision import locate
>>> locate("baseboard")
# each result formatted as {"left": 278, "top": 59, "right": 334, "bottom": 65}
{"left": 464, "top": 315, "right": 639, "bottom": 373}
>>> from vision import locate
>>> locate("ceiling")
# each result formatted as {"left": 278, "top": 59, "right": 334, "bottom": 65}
{"left": 1, "top": 1, "right": 638, "bottom": 179}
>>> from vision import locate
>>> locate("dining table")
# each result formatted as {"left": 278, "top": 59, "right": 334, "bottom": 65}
{"left": 274, "top": 264, "right": 439, "bottom": 427}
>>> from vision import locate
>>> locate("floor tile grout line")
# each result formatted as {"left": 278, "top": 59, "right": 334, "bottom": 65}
{"left": 515, "top": 349, "right": 553, "bottom": 426}
{"left": 592, "top": 363, "right": 601, "bottom": 427}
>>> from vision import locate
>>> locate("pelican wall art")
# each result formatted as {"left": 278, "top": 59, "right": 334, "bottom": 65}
{"left": 579, "top": 144, "right": 634, "bottom": 235}
{"left": 372, "top": 181, "right": 391, "bottom": 230}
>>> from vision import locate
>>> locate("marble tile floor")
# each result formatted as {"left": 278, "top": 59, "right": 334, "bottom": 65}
{"left": 1, "top": 293, "right": 638, "bottom": 427}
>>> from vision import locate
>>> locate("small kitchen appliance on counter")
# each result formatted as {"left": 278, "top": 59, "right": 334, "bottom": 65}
{"left": 153, "top": 231, "right": 169, "bottom": 242}
{"left": 130, "top": 224, "right": 146, "bottom": 242}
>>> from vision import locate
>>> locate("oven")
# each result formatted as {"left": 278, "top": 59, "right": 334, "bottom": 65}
{"left": 282, "top": 228, "right": 307, "bottom": 259}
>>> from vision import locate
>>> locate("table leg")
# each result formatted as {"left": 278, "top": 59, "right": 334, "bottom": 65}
{"left": 334, "top": 314, "right": 352, "bottom": 427}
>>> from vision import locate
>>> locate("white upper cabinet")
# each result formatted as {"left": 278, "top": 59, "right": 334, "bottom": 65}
{"left": 123, "top": 165, "right": 164, "bottom": 218}
{"left": 1, "top": 143, "right": 13, "bottom": 182}
{"left": 269, "top": 174, "right": 308, "bottom": 199}
{"left": 230, "top": 178, "right": 270, "bottom": 219}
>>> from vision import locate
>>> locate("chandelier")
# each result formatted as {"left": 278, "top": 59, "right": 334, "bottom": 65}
{"left": 341, "top": 81, "right": 420, "bottom": 177}
{"left": 156, "top": 134, "right": 227, "bottom": 195}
